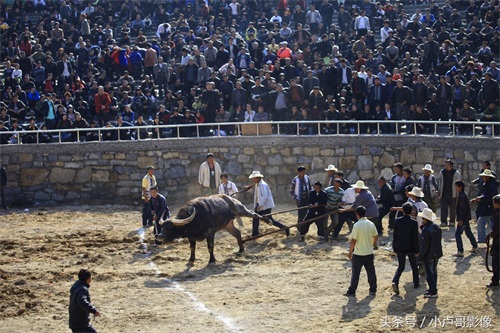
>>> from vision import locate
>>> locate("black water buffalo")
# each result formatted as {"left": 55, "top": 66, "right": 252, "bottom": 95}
{"left": 158, "top": 194, "right": 269, "bottom": 264}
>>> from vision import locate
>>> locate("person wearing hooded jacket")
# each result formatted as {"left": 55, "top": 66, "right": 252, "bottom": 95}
{"left": 69, "top": 269, "right": 99, "bottom": 333}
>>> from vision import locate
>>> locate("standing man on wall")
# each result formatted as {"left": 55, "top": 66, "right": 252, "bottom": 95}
{"left": 437, "top": 159, "right": 461, "bottom": 227}
{"left": 198, "top": 153, "right": 222, "bottom": 196}
{"left": 141, "top": 166, "right": 157, "bottom": 228}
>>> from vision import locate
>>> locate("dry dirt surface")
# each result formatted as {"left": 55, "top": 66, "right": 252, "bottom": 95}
{"left": 0, "top": 204, "right": 498, "bottom": 333}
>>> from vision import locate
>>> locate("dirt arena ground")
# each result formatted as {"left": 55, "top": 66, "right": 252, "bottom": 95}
{"left": 0, "top": 204, "right": 498, "bottom": 333}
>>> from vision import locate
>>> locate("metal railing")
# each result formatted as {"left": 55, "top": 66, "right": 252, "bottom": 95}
{"left": 1, "top": 120, "right": 499, "bottom": 144}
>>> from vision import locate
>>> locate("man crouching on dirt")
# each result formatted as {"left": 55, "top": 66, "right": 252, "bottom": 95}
{"left": 69, "top": 269, "right": 100, "bottom": 333}
{"left": 150, "top": 186, "right": 170, "bottom": 244}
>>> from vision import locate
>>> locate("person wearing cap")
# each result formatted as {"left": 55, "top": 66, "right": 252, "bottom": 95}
{"left": 249, "top": 171, "right": 288, "bottom": 237}
{"left": 437, "top": 159, "right": 461, "bottom": 227}
{"left": 391, "top": 202, "right": 420, "bottom": 294}
{"left": 454, "top": 180, "right": 478, "bottom": 257}
{"left": 299, "top": 181, "right": 328, "bottom": 242}
{"left": 417, "top": 164, "right": 439, "bottom": 211}
{"left": 344, "top": 205, "right": 378, "bottom": 297}
{"left": 334, "top": 181, "right": 379, "bottom": 240}
{"left": 142, "top": 166, "right": 157, "bottom": 227}
{"left": 290, "top": 166, "right": 312, "bottom": 227}
{"left": 324, "top": 165, "right": 338, "bottom": 187}
{"left": 198, "top": 153, "right": 222, "bottom": 196}
{"left": 417, "top": 208, "right": 442, "bottom": 298}
{"left": 471, "top": 169, "right": 498, "bottom": 243}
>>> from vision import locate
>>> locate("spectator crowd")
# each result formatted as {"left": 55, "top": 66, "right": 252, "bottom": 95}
{"left": 0, "top": 0, "right": 499, "bottom": 143}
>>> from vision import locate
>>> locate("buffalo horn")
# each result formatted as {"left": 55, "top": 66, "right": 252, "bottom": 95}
{"left": 170, "top": 207, "right": 196, "bottom": 226}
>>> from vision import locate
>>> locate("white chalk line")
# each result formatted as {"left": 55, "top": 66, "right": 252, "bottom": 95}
{"left": 137, "top": 228, "right": 241, "bottom": 332}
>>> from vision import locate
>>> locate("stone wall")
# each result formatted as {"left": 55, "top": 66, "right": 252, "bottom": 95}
{"left": 1, "top": 136, "right": 498, "bottom": 206}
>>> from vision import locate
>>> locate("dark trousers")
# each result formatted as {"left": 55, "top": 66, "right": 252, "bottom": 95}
{"left": 392, "top": 252, "right": 419, "bottom": 287}
{"left": 377, "top": 206, "right": 390, "bottom": 234}
{"left": 97, "top": 110, "right": 110, "bottom": 127}
{"left": 440, "top": 193, "right": 456, "bottom": 224}
{"left": 423, "top": 259, "right": 438, "bottom": 294}
{"left": 332, "top": 211, "right": 356, "bottom": 238}
{"left": 252, "top": 207, "right": 286, "bottom": 237}
{"left": 455, "top": 221, "right": 477, "bottom": 252}
{"left": 491, "top": 246, "right": 499, "bottom": 285}
{"left": 300, "top": 209, "right": 327, "bottom": 239}
{"left": 0, "top": 184, "right": 6, "bottom": 209}
{"left": 297, "top": 198, "right": 309, "bottom": 224}
{"left": 142, "top": 200, "right": 153, "bottom": 226}
{"left": 348, "top": 254, "right": 377, "bottom": 294}
{"left": 71, "top": 324, "right": 97, "bottom": 333}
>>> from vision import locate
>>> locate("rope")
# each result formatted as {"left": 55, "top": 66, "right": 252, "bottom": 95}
{"left": 260, "top": 204, "right": 326, "bottom": 217}
{"left": 242, "top": 210, "right": 336, "bottom": 243}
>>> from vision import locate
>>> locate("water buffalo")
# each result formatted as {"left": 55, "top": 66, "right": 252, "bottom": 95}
{"left": 158, "top": 194, "right": 270, "bottom": 264}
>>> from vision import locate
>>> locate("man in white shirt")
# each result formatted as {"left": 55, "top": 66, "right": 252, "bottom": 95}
{"left": 219, "top": 173, "right": 238, "bottom": 196}
{"left": 380, "top": 20, "right": 393, "bottom": 43}
{"left": 354, "top": 10, "right": 371, "bottom": 38}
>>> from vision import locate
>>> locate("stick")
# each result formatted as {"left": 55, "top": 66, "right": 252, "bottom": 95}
{"left": 260, "top": 205, "right": 326, "bottom": 217}
{"left": 243, "top": 210, "right": 336, "bottom": 243}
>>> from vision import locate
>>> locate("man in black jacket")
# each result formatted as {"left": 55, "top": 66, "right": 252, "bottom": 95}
{"left": 392, "top": 203, "right": 420, "bottom": 294}
{"left": 454, "top": 180, "right": 478, "bottom": 257}
{"left": 417, "top": 208, "right": 443, "bottom": 298}
{"left": 376, "top": 176, "right": 395, "bottom": 235}
{"left": 299, "top": 181, "right": 328, "bottom": 243}
{"left": 69, "top": 269, "right": 100, "bottom": 333}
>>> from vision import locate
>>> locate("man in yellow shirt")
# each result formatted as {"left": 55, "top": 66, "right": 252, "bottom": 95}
{"left": 344, "top": 206, "right": 379, "bottom": 297}
{"left": 142, "top": 166, "right": 157, "bottom": 227}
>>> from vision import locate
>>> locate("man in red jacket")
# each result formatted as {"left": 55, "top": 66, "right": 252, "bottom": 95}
{"left": 94, "top": 86, "right": 111, "bottom": 126}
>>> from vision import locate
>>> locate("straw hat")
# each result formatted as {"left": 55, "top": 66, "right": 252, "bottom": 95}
{"left": 325, "top": 164, "right": 338, "bottom": 172}
{"left": 249, "top": 171, "right": 264, "bottom": 179}
{"left": 351, "top": 180, "right": 369, "bottom": 190}
{"left": 418, "top": 208, "right": 438, "bottom": 222}
{"left": 422, "top": 164, "right": 434, "bottom": 173}
{"left": 478, "top": 169, "right": 496, "bottom": 178}
{"left": 408, "top": 187, "right": 424, "bottom": 198}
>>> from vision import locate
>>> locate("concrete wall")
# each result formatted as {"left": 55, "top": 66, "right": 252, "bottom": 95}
{"left": 1, "top": 136, "right": 498, "bottom": 206}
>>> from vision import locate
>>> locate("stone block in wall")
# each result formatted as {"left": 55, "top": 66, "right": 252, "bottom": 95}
{"left": 268, "top": 154, "right": 283, "bottom": 165}
{"left": 380, "top": 167, "right": 393, "bottom": 180}
{"left": 347, "top": 171, "right": 359, "bottom": 184}
{"left": 357, "top": 155, "right": 372, "bottom": 170}
{"left": 292, "top": 147, "right": 303, "bottom": 155}
{"left": 283, "top": 156, "right": 297, "bottom": 165}
{"left": 110, "top": 160, "right": 127, "bottom": 166}
{"left": 311, "top": 156, "right": 325, "bottom": 170}
{"left": 400, "top": 149, "right": 415, "bottom": 165}
{"left": 75, "top": 167, "right": 92, "bottom": 183}
{"left": 137, "top": 156, "right": 157, "bottom": 169}
{"left": 20, "top": 168, "right": 49, "bottom": 187}
{"left": 92, "top": 170, "right": 109, "bottom": 183}
{"left": 336, "top": 148, "right": 344, "bottom": 156}
{"left": 59, "top": 155, "right": 73, "bottom": 162}
{"left": 416, "top": 148, "right": 433, "bottom": 164}
{"left": 369, "top": 147, "right": 384, "bottom": 155}
{"left": 304, "top": 147, "right": 320, "bottom": 157}
{"left": 464, "top": 150, "right": 476, "bottom": 161}
{"left": 454, "top": 149, "right": 464, "bottom": 159}
{"left": 167, "top": 165, "right": 186, "bottom": 179}
{"left": 116, "top": 187, "right": 132, "bottom": 197}
{"left": 297, "top": 155, "right": 312, "bottom": 164}
{"left": 66, "top": 191, "right": 81, "bottom": 200}
{"left": 34, "top": 191, "right": 50, "bottom": 200}
{"left": 255, "top": 154, "right": 268, "bottom": 165}
{"left": 281, "top": 147, "right": 291, "bottom": 157}
{"left": 243, "top": 147, "right": 255, "bottom": 155}
{"left": 345, "top": 147, "right": 362, "bottom": 156}
{"left": 379, "top": 151, "right": 396, "bottom": 167}
{"left": 340, "top": 156, "right": 357, "bottom": 170}
{"left": 225, "top": 160, "right": 242, "bottom": 175}
{"left": 320, "top": 149, "right": 335, "bottom": 157}
{"left": 52, "top": 193, "right": 66, "bottom": 201}
{"left": 478, "top": 150, "right": 492, "bottom": 162}
{"left": 17, "top": 154, "right": 33, "bottom": 163}
{"left": 49, "top": 167, "right": 76, "bottom": 183}
{"left": 237, "top": 154, "right": 251, "bottom": 163}
{"left": 359, "top": 170, "right": 373, "bottom": 180}
{"left": 266, "top": 166, "right": 281, "bottom": 176}
{"left": 65, "top": 162, "right": 83, "bottom": 168}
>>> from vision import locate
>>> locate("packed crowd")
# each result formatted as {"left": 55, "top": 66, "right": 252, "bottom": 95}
{"left": 0, "top": 0, "right": 499, "bottom": 143}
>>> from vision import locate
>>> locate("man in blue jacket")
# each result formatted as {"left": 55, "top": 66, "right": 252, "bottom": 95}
{"left": 392, "top": 203, "right": 420, "bottom": 294}
{"left": 69, "top": 269, "right": 100, "bottom": 333}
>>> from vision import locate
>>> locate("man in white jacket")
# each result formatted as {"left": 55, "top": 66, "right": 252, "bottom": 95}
{"left": 199, "top": 153, "right": 222, "bottom": 196}
{"left": 249, "top": 171, "right": 289, "bottom": 237}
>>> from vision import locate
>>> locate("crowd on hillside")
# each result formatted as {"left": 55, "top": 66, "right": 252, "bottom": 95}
{"left": 0, "top": 0, "right": 499, "bottom": 143}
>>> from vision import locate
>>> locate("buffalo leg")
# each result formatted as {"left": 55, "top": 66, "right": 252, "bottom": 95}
{"left": 188, "top": 239, "right": 196, "bottom": 263}
{"left": 206, "top": 233, "right": 216, "bottom": 263}
{"left": 225, "top": 220, "right": 244, "bottom": 253}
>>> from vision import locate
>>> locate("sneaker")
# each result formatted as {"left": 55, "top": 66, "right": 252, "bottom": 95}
{"left": 392, "top": 282, "right": 399, "bottom": 294}
{"left": 369, "top": 291, "right": 376, "bottom": 296}
{"left": 440, "top": 222, "right": 448, "bottom": 227}
{"left": 486, "top": 283, "right": 500, "bottom": 288}
{"left": 343, "top": 291, "right": 356, "bottom": 297}
{"left": 299, "top": 236, "right": 305, "bottom": 242}
{"left": 454, "top": 252, "right": 464, "bottom": 257}
{"left": 470, "top": 247, "right": 478, "bottom": 253}
{"left": 424, "top": 293, "right": 438, "bottom": 298}
{"left": 414, "top": 284, "right": 420, "bottom": 289}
